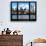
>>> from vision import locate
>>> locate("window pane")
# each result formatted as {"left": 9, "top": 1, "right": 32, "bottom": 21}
{"left": 30, "top": 15, "right": 35, "bottom": 19}
{"left": 30, "top": 2, "right": 36, "bottom": 14}
{"left": 18, "top": 15, "right": 29, "bottom": 19}
{"left": 12, "top": 15, "right": 17, "bottom": 19}
{"left": 11, "top": 3, "right": 17, "bottom": 14}
{"left": 18, "top": 2, "right": 29, "bottom": 15}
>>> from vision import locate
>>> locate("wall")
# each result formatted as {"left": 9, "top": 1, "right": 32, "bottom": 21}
{"left": 0, "top": 0, "right": 46, "bottom": 46}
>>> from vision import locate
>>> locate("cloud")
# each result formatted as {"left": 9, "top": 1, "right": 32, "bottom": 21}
{"left": 12, "top": 6, "right": 16, "bottom": 10}
{"left": 18, "top": 3, "right": 29, "bottom": 10}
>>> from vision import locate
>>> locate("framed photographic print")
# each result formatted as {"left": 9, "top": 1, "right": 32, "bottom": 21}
{"left": 10, "top": 1, "right": 37, "bottom": 21}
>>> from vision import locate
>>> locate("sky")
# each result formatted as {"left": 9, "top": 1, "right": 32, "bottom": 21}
{"left": 12, "top": 3, "right": 17, "bottom": 10}
{"left": 30, "top": 3, "right": 35, "bottom": 12}
{"left": 12, "top": 2, "right": 29, "bottom": 10}
{"left": 18, "top": 2, "right": 29, "bottom": 10}
{"left": 30, "top": 3, "right": 35, "bottom": 7}
{"left": 12, "top": 2, "right": 35, "bottom": 12}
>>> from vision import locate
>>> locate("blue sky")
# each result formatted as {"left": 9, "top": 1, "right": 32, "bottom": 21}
{"left": 30, "top": 3, "right": 35, "bottom": 9}
{"left": 18, "top": 3, "right": 29, "bottom": 10}
{"left": 12, "top": 2, "right": 35, "bottom": 11}
{"left": 12, "top": 3, "right": 17, "bottom": 10}
{"left": 12, "top": 2, "right": 29, "bottom": 10}
{"left": 30, "top": 3, "right": 35, "bottom": 6}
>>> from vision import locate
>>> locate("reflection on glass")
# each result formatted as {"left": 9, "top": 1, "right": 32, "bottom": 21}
{"left": 11, "top": 3, "right": 17, "bottom": 14}
{"left": 12, "top": 15, "right": 17, "bottom": 19}
{"left": 30, "top": 15, "right": 35, "bottom": 19}
{"left": 18, "top": 2, "right": 29, "bottom": 14}
{"left": 18, "top": 15, "right": 29, "bottom": 19}
{"left": 30, "top": 3, "right": 35, "bottom": 14}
